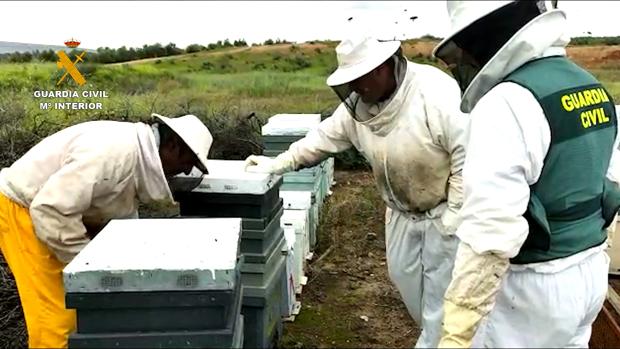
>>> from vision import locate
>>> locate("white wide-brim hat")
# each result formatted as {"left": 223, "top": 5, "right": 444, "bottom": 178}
{"left": 327, "top": 37, "right": 401, "bottom": 87}
{"left": 152, "top": 113, "right": 212, "bottom": 173}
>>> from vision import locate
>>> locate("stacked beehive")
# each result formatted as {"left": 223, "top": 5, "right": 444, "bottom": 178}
{"left": 63, "top": 218, "right": 244, "bottom": 348}
{"left": 173, "top": 161, "right": 289, "bottom": 348}
{"left": 280, "top": 191, "right": 312, "bottom": 296}
{"left": 261, "top": 114, "right": 335, "bottom": 251}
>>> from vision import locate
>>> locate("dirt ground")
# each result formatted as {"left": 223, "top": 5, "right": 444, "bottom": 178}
{"left": 567, "top": 45, "right": 620, "bottom": 69}
{"left": 402, "top": 40, "right": 437, "bottom": 58}
{"left": 281, "top": 170, "right": 418, "bottom": 348}
{"left": 593, "top": 277, "right": 620, "bottom": 348}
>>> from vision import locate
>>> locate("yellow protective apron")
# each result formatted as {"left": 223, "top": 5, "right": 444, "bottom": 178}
{"left": 0, "top": 193, "right": 76, "bottom": 348}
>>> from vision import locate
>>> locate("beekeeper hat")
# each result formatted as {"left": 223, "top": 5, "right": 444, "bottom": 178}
{"left": 327, "top": 36, "right": 401, "bottom": 87}
{"left": 433, "top": 1, "right": 515, "bottom": 59}
{"left": 152, "top": 113, "right": 212, "bottom": 173}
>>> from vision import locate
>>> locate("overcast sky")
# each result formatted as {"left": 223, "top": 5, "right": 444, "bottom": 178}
{"left": 2, "top": 1, "right": 618, "bottom": 50}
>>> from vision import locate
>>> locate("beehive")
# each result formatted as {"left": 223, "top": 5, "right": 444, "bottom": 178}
{"left": 64, "top": 218, "right": 244, "bottom": 348}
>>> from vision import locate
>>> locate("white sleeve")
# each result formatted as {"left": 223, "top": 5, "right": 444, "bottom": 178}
{"left": 456, "top": 82, "right": 550, "bottom": 258}
{"left": 606, "top": 105, "right": 620, "bottom": 184}
{"left": 287, "top": 103, "right": 355, "bottom": 169}
{"left": 424, "top": 75, "right": 469, "bottom": 233}
{"left": 605, "top": 106, "right": 620, "bottom": 235}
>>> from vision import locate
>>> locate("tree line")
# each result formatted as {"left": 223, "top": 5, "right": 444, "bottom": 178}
{"left": 1, "top": 39, "right": 248, "bottom": 64}
{"left": 10, "top": 34, "right": 616, "bottom": 64}
{"left": 0, "top": 38, "right": 301, "bottom": 64}
{"left": 569, "top": 36, "right": 620, "bottom": 46}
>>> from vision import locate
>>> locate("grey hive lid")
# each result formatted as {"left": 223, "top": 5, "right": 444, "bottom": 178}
{"left": 174, "top": 160, "right": 282, "bottom": 195}
{"left": 63, "top": 218, "right": 241, "bottom": 293}
{"left": 261, "top": 113, "right": 321, "bottom": 136}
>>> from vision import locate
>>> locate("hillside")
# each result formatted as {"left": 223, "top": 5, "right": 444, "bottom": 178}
{"left": 113, "top": 39, "right": 620, "bottom": 103}
{"left": 117, "top": 38, "right": 620, "bottom": 71}
{"left": 0, "top": 41, "right": 94, "bottom": 54}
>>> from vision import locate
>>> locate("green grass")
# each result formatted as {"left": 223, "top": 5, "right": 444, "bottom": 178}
{"left": 0, "top": 45, "right": 344, "bottom": 167}
{"left": 592, "top": 69, "right": 620, "bottom": 101}
{"left": 0, "top": 43, "right": 339, "bottom": 120}
{"left": 1, "top": 58, "right": 332, "bottom": 116}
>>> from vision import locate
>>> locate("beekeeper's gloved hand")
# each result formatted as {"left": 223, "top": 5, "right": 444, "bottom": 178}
{"left": 439, "top": 301, "right": 481, "bottom": 348}
{"left": 438, "top": 242, "right": 510, "bottom": 348}
{"left": 244, "top": 152, "right": 296, "bottom": 175}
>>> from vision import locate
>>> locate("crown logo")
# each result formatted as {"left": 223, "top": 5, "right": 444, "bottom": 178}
{"left": 64, "top": 38, "right": 81, "bottom": 49}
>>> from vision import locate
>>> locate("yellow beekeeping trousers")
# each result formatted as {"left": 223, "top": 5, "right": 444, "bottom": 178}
{"left": 0, "top": 192, "right": 76, "bottom": 348}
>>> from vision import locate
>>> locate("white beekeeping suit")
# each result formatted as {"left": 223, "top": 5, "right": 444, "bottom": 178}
{"left": 246, "top": 36, "right": 469, "bottom": 348}
{"left": 433, "top": 1, "right": 619, "bottom": 347}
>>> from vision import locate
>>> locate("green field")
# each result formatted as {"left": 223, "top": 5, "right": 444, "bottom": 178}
{"left": 0, "top": 44, "right": 341, "bottom": 119}
{"left": 0, "top": 43, "right": 350, "bottom": 167}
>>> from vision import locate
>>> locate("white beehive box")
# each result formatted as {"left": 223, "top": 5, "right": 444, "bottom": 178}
{"left": 281, "top": 226, "right": 300, "bottom": 317}
{"left": 261, "top": 114, "right": 321, "bottom": 136}
{"left": 175, "top": 160, "right": 282, "bottom": 195}
{"left": 281, "top": 209, "right": 310, "bottom": 292}
{"left": 63, "top": 218, "right": 242, "bottom": 293}
{"left": 324, "top": 157, "right": 335, "bottom": 189}
{"left": 280, "top": 190, "right": 312, "bottom": 210}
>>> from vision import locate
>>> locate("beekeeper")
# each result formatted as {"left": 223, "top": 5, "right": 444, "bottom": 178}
{"left": 432, "top": 1, "right": 620, "bottom": 347}
{"left": 245, "top": 36, "right": 468, "bottom": 348}
{"left": 0, "top": 114, "right": 213, "bottom": 348}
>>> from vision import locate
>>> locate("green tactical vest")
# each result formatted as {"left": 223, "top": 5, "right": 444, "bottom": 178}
{"left": 502, "top": 56, "right": 620, "bottom": 264}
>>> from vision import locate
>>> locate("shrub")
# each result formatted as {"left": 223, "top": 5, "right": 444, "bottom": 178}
{"left": 253, "top": 62, "right": 267, "bottom": 70}
{"left": 202, "top": 61, "right": 214, "bottom": 70}
{"left": 186, "top": 44, "right": 206, "bottom": 53}
{"left": 284, "top": 55, "right": 312, "bottom": 71}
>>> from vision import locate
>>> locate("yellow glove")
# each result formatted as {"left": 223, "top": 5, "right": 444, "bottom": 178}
{"left": 438, "top": 301, "right": 482, "bottom": 348}
{"left": 244, "top": 152, "right": 296, "bottom": 175}
{"left": 438, "top": 242, "right": 510, "bottom": 348}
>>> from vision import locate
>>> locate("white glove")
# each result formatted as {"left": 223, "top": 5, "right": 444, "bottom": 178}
{"left": 439, "top": 205, "right": 461, "bottom": 235}
{"left": 244, "top": 152, "right": 296, "bottom": 175}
